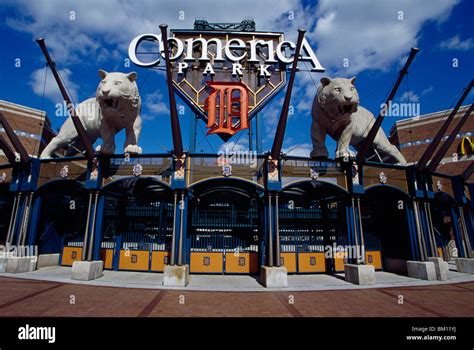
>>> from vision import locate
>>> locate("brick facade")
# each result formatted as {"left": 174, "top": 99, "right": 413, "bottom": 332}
{"left": 0, "top": 100, "right": 56, "bottom": 163}
{"left": 390, "top": 105, "right": 473, "bottom": 182}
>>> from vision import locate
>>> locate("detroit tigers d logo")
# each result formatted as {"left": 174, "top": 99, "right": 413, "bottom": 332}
{"left": 205, "top": 82, "right": 249, "bottom": 136}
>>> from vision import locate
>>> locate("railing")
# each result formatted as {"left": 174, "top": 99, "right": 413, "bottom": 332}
{"left": 280, "top": 157, "right": 347, "bottom": 189}
{"left": 187, "top": 153, "right": 264, "bottom": 186}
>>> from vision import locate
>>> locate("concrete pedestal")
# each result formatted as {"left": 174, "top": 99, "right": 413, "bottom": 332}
{"left": 427, "top": 257, "right": 449, "bottom": 280}
{"left": 456, "top": 258, "right": 474, "bottom": 274}
{"left": 344, "top": 264, "right": 376, "bottom": 285}
{"left": 37, "top": 254, "right": 60, "bottom": 269}
{"left": 260, "top": 266, "right": 288, "bottom": 288}
{"left": 163, "top": 265, "right": 189, "bottom": 287}
{"left": 0, "top": 258, "right": 6, "bottom": 273}
{"left": 407, "top": 261, "right": 436, "bottom": 281}
{"left": 71, "top": 261, "right": 103, "bottom": 281}
{"left": 0, "top": 256, "right": 37, "bottom": 273}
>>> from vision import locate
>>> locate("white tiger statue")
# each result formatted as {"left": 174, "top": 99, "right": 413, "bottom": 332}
{"left": 40, "top": 70, "right": 142, "bottom": 158}
{"left": 310, "top": 77, "right": 406, "bottom": 165}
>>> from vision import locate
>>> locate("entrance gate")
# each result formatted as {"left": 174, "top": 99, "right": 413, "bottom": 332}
{"left": 101, "top": 196, "right": 173, "bottom": 271}
{"left": 279, "top": 199, "right": 347, "bottom": 273}
{"left": 99, "top": 177, "right": 174, "bottom": 272}
{"left": 31, "top": 181, "right": 88, "bottom": 266}
{"left": 189, "top": 203, "right": 261, "bottom": 274}
{"left": 361, "top": 185, "right": 414, "bottom": 273}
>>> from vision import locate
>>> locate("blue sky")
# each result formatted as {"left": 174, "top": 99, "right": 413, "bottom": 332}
{"left": 0, "top": 0, "right": 473, "bottom": 157}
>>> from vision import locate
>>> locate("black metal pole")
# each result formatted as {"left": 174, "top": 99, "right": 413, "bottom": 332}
{"left": 270, "top": 29, "right": 306, "bottom": 159}
{"left": 0, "top": 112, "right": 29, "bottom": 163}
{"left": 356, "top": 47, "right": 419, "bottom": 164}
{"left": 35, "top": 38, "right": 95, "bottom": 159}
{"left": 0, "top": 135, "right": 18, "bottom": 164}
{"left": 159, "top": 24, "right": 184, "bottom": 158}
{"left": 417, "top": 79, "right": 473, "bottom": 169}
{"left": 428, "top": 104, "right": 474, "bottom": 172}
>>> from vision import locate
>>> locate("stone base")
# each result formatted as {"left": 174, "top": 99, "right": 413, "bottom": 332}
{"left": 37, "top": 254, "right": 60, "bottom": 269}
{"left": 407, "top": 261, "right": 436, "bottom": 281}
{"left": 71, "top": 261, "right": 103, "bottom": 281}
{"left": 344, "top": 264, "right": 376, "bottom": 285}
{"left": 0, "top": 256, "right": 37, "bottom": 273}
{"left": 0, "top": 258, "right": 6, "bottom": 273}
{"left": 455, "top": 258, "right": 474, "bottom": 274}
{"left": 163, "top": 265, "right": 189, "bottom": 287}
{"left": 260, "top": 266, "right": 288, "bottom": 288}
{"left": 428, "top": 257, "right": 449, "bottom": 280}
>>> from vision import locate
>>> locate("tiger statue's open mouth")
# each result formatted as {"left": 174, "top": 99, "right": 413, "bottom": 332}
{"left": 338, "top": 103, "right": 358, "bottom": 114}
{"left": 102, "top": 98, "right": 120, "bottom": 109}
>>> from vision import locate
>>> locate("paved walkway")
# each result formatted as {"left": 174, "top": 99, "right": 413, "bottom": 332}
{"left": 1, "top": 265, "right": 474, "bottom": 291}
{"left": 0, "top": 274, "right": 473, "bottom": 317}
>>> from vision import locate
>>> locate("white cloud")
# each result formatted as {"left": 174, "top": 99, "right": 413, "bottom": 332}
{"left": 439, "top": 35, "right": 474, "bottom": 51}
{"left": 144, "top": 91, "right": 170, "bottom": 117}
{"left": 5, "top": 0, "right": 303, "bottom": 63}
{"left": 310, "top": 0, "right": 459, "bottom": 75}
{"left": 399, "top": 90, "right": 419, "bottom": 102}
{"left": 421, "top": 85, "right": 434, "bottom": 95}
{"left": 29, "top": 67, "right": 79, "bottom": 104}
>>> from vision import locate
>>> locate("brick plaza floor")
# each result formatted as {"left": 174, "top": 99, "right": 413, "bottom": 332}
{"left": 0, "top": 276, "right": 473, "bottom": 317}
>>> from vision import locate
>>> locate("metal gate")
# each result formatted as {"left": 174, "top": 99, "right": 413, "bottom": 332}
{"left": 279, "top": 199, "right": 347, "bottom": 273}
{"left": 37, "top": 191, "right": 88, "bottom": 267}
{"left": 189, "top": 203, "right": 261, "bottom": 274}
{"left": 101, "top": 196, "right": 173, "bottom": 272}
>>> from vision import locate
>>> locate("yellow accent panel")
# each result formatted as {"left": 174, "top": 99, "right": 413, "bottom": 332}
{"left": 61, "top": 247, "right": 83, "bottom": 266}
{"left": 225, "top": 252, "right": 258, "bottom": 273}
{"left": 334, "top": 252, "right": 346, "bottom": 272}
{"left": 280, "top": 253, "right": 297, "bottom": 273}
{"left": 100, "top": 249, "right": 114, "bottom": 270}
{"left": 118, "top": 250, "right": 150, "bottom": 271}
{"left": 298, "top": 252, "right": 326, "bottom": 273}
{"left": 151, "top": 251, "right": 170, "bottom": 272}
{"left": 437, "top": 247, "right": 444, "bottom": 259}
{"left": 365, "top": 251, "right": 382, "bottom": 270}
{"left": 190, "top": 252, "right": 223, "bottom": 273}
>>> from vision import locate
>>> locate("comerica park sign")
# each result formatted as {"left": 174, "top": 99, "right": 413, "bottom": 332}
{"left": 128, "top": 29, "right": 325, "bottom": 140}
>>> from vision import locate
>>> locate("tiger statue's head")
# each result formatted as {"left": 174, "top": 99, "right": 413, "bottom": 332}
{"left": 96, "top": 70, "right": 141, "bottom": 118}
{"left": 316, "top": 77, "right": 359, "bottom": 118}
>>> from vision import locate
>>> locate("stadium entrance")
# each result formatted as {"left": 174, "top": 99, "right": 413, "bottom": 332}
{"left": 29, "top": 180, "right": 88, "bottom": 266}
{"left": 278, "top": 180, "right": 349, "bottom": 274}
{"left": 99, "top": 177, "right": 174, "bottom": 272}
{"left": 187, "top": 178, "right": 264, "bottom": 274}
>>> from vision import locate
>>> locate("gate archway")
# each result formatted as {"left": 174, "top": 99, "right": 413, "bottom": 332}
{"left": 32, "top": 180, "right": 89, "bottom": 266}
{"left": 100, "top": 177, "right": 173, "bottom": 272}
{"left": 279, "top": 180, "right": 349, "bottom": 274}
{"left": 431, "top": 191, "right": 467, "bottom": 260}
{"left": 187, "top": 178, "right": 264, "bottom": 274}
{"left": 361, "top": 185, "right": 415, "bottom": 274}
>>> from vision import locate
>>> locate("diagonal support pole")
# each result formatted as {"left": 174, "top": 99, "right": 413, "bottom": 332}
{"left": 0, "top": 112, "right": 29, "bottom": 163}
{"left": 356, "top": 47, "right": 419, "bottom": 164}
{"left": 270, "top": 29, "right": 306, "bottom": 160}
{"left": 428, "top": 104, "right": 474, "bottom": 172}
{"left": 417, "top": 79, "right": 473, "bottom": 169}
{"left": 0, "top": 135, "right": 18, "bottom": 164}
{"left": 36, "top": 38, "right": 95, "bottom": 159}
